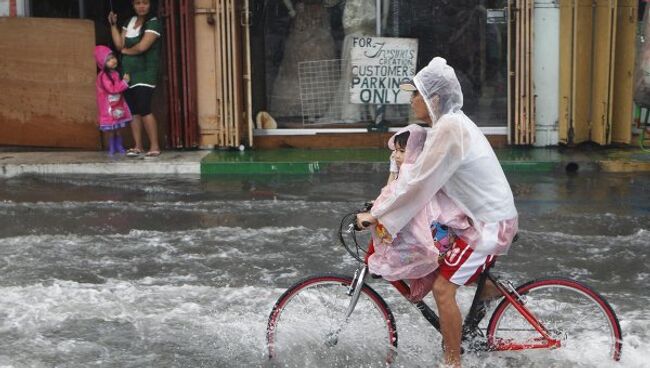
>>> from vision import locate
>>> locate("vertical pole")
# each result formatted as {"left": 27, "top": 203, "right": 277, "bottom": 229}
{"left": 376, "top": 0, "right": 382, "bottom": 35}
{"left": 78, "top": 0, "right": 86, "bottom": 18}
{"left": 507, "top": 0, "right": 513, "bottom": 144}
{"left": 374, "top": 0, "right": 385, "bottom": 130}
{"left": 243, "top": 0, "right": 254, "bottom": 147}
{"left": 186, "top": 0, "right": 198, "bottom": 147}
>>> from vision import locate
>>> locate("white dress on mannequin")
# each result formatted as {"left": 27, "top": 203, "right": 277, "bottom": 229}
{"left": 269, "top": 0, "right": 336, "bottom": 122}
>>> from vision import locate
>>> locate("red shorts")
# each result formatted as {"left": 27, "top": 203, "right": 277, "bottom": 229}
{"left": 438, "top": 237, "right": 496, "bottom": 286}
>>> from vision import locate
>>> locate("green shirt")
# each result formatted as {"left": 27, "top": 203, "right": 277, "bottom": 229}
{"left": 121, "top": 16, "right": 162, "bottom": 88}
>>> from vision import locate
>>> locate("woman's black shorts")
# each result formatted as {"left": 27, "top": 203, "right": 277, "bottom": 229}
{"left": 125, "top": 86, "right": 155, "bottom": 116}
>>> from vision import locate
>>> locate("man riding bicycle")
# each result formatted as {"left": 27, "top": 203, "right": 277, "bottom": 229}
{"left": 357, "top": 57, "right": 518, "bottom": 367}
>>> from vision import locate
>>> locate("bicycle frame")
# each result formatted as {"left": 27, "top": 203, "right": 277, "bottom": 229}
{"left": 343, "top": 239, "right": 562, "bottom": 353}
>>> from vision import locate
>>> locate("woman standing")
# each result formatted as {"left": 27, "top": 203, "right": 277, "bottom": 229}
{"left": 109, "top": 0, "right": 162, "bottom": 158}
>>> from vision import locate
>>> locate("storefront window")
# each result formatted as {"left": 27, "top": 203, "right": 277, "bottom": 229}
{"left": 255, "top": 0, "right": 508, "bottom": 128}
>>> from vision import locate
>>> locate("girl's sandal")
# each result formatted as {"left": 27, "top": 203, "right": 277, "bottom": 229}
{"left": 126, "top": 148, "right": 142, "bottom": 158}
{"left": 144, "top": 150, "right": 161, "bottom": 158}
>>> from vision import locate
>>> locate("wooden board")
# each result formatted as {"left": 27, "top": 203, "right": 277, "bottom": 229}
{"left": 611, "top": 0, "right": 637, "bottom": 144}
{"left": 571, "top": 0, "right": 594, "bottom": 144}
{"left": 590, "top": 0, "right": 616, "bottom": 145}
{"left": 0, "top": 17, "right": 99, "bottom": 149}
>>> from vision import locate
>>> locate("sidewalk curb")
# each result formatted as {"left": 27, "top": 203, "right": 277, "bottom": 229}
{"left": 0, "top": 150, "right": 647, "bottom": 177}
{"left": 1, "top": 162, "right": 200, "bottom": 177}
{"left": 200, "top": 160, "right": 602, "bottom": 175}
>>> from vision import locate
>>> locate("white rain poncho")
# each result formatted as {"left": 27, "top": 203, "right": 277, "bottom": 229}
{"left": 370, "top": 57, "right": 518, "bottom": 255}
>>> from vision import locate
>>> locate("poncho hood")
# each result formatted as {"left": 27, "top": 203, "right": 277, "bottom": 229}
{"left": 412, "top": 57, "right": 463, "bottom": 124}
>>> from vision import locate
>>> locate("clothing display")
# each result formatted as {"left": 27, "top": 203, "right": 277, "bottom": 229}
{"left": 269, "top": 0, "right": 336, "bottom": 120}
{"left": 334, "top": 0, "right": 381, "bottom": 123}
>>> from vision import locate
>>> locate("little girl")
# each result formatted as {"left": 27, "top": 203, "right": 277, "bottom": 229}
{"left": 94, "top": 45, "right": 132, "bottom": 155}
{"left": 368, "top": 124, "right": 471, "bottom": 302}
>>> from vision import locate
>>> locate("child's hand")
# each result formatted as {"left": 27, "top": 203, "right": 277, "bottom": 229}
{"left": 123, "top": 73, "right": 130, "bottom": 83}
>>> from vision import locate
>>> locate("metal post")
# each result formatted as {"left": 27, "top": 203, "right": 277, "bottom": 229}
{"left": 372, "top": 0, "right": 386, "bottom": 131}
{"left": 376, "top": 0, "right": 382, "bottom": 35}
{"left": 78, "top": 0, "right": 85, "bottom": 18}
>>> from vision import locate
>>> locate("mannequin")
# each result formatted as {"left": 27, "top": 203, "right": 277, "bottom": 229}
{"left": 269, "top": 0, "right": 337, "bottom": 123}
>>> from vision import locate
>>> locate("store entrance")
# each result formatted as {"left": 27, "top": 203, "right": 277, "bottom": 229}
{"left": 27, "top": 0, "right": 200, "bottom": 149}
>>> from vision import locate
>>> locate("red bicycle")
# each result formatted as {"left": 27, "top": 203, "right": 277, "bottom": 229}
{"left": 266, "top": 206, "right": 623, "bottom": 366}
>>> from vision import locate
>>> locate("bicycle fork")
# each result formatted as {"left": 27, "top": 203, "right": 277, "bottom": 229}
{"left": 325, "top": 265, "right": 369, "bottom": 347}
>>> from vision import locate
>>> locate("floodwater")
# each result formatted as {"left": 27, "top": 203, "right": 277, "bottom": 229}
{"left": 0, "top": 171, "right": 648, "bottom": 367}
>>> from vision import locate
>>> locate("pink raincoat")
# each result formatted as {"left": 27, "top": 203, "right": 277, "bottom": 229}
{"left": 369, "top": 124, "right": 479, "bottom": 301}
{"left": 94, "top": 46, "right": 132, "bottom": 131}
{"left": 368, "top": 125, "right": 439, "bottom": 283}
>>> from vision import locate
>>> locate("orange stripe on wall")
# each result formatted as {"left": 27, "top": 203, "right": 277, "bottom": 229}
{"left": 9, "top": 0, "right": 16, "bottom": 16}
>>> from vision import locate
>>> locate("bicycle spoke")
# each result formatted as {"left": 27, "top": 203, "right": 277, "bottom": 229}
{"left": 268, "top": 276, "right": 396, "bottom": 366}
{"left": 487, "top": 279, "right": 622, "bottom": 364}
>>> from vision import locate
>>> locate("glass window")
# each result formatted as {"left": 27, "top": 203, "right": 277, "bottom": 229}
{"left": 254, "top": 0, "right": 509, "bottom": 128}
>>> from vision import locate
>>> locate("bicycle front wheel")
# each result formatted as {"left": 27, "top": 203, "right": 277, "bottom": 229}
{"left": 266, "top": 274, "right": 397, "bottom": 366}
{"left": 487, "top": 278, "right": 622, "bottom": 363}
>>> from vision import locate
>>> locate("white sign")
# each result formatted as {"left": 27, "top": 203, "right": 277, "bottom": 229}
{"left": 349, "top": 37, "right": 418, "bottom": 105}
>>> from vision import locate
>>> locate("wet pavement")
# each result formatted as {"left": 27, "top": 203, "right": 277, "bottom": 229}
{"left": 0, "top": 170, "right": 648, "bottom": 367}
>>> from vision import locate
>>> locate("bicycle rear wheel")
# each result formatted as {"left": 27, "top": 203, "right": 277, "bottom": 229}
{"left": 266, "top": 274, "right": 397, "bottom": 367}
{"left": 486, "top": 278, "right": 622, "bottom": 362}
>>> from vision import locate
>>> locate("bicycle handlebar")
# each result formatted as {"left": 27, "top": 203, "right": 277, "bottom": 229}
{"left": 338, "top": 202, "right": 375, "bottom": 263}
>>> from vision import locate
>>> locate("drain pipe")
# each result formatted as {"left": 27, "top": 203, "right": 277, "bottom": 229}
{"left": 533, "top": 0, "right": 560, "bottom": 146}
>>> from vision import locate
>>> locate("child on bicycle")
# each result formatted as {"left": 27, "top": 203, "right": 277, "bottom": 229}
{"left": 368, "top": 124, "right": 472, "bottom": 302}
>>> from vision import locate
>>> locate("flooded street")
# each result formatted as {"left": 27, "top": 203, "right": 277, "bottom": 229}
{"left": 0, "top": 171, "right": 648, "bottom": 367}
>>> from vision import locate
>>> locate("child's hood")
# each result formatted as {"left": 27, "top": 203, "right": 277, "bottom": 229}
{"left": 388, "top": 124, "right": 427, "bottom": 165}
{"left": 94, "top": 45, "right": 113, "bottom": 69}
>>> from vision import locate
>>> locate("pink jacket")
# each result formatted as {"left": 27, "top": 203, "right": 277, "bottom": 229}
{"left": 369, "top": 125, "right": 439, "bottom": 282}
{"left": 94, "top": 46, "right": 132, "bottom": 131}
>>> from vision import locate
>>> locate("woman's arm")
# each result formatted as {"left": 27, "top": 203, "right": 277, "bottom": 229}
{"left": 108, "top": 12, "right": 126, "bottom": 50}
{"left": 121, "top": 32, "right": 158, "bottom": 55}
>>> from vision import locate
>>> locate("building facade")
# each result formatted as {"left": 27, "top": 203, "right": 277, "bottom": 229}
{"left": 0, "top": 0, "right": 640, "bottom": 149}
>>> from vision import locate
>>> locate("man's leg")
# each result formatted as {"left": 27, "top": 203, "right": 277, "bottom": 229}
{"left": 432, "top": 275, "right": 462, "bottom": 368}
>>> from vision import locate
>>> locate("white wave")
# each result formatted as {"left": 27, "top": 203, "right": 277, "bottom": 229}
{"left": 0, "top": 279, "right": 648, "bottom": 367}
{"left": 0, "top": 199, "right": 357, "bottom": 215}
{"left": 517, "top": 228, "right": 649, "bottom": 245}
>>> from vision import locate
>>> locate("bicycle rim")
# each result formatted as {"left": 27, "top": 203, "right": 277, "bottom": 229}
{"left": 267, "top": 275, "right": 397, "bottom": 367}
{"left": 487, "top": 278, "right": 622, "bottom": 363}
